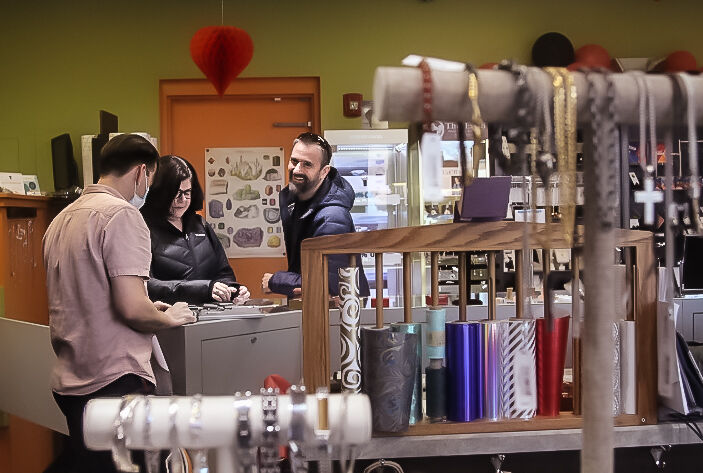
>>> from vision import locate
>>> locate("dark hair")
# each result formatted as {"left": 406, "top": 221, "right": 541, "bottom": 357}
{"left": 99, "top": 134, "right": 159, "bottom": 176}
{"left": 141, "top": 155, "right": 204, "bottom": 220}
{"left": 294, "top": 132, "right": 332, "bottom": 167}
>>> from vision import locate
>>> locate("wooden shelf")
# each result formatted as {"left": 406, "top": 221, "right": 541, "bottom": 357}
{"left": 0, "top": 193, "right": 51, "bottom": 208}
{"left": 300, "top": 221, "right": 657, "bottom": 435}
{"left": 376, "top": 413, "right": 644, "bottom": 437}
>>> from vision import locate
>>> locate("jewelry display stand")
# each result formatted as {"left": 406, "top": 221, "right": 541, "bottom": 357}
{"left": 306, "top": 65, "right": 703, "bottom": 473}
{"left": 83, "top": 392, "right": 371, "bottom": 473}
{"left": 372, "top": 68, "right": 703, "bottom": 126}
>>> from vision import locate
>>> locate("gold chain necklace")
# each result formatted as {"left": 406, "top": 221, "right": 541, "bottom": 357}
{"left": 466, "top": 66, "right": 484, "bottom": 185}
{"left": 545, "top": 67, "right": 577, "bottom": 247}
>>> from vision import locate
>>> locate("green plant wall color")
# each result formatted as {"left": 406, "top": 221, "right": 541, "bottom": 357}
{"left": 1, "top": 0, "right": 701, "bottom": 191}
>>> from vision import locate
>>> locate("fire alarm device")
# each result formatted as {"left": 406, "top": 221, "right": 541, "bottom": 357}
{"left": 343, "top": 93, "right": 363, "bottom": 117}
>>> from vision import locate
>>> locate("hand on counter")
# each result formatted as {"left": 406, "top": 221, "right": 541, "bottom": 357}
{"left": 165, "top": 301, "right": 197, "bottom": 326}
{"left": 153, "top": 301, "right": 171, "bottom": 311}
{"left": 212, "top": 281, "right": 234, "bottom": 302}
{"left": 262, "top": 273, "right": 273, "bottom": 294}
{"left": 233, "top": 285, "right": 250, "bottom": 305}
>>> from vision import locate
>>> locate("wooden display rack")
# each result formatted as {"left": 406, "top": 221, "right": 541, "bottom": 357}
{"left": 300, "top": 221, "right": 656, "bottom": 436}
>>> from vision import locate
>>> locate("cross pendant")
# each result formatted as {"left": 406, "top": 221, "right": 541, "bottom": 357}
{"left": 634, "top": 175, "right": 663, "bottom": 225}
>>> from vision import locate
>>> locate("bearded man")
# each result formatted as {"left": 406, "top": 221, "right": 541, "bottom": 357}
{"left": 261, "top": 132, "right": 369, "bottom": 298}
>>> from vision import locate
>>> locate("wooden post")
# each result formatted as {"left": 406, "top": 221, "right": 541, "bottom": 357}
{"left": 634, "top": 243, "right": 657, "bottom": 424}
{"left": 403, "top": 252, "right": 412, "bottom": 323}
{"left": 431, "top": 252, "right": 439, "bottom": 308}
{"left": 375, "top": 253, "right": 384, "bottom": 328}
{"left": 488, "top": 251, "right": 496, "bottom": 320}
{"left": 625, "top": 246, "right": 637, "bottom": 322}
{"left": 515, "top": 249, "right": 524, "bottom": 319}
{"left": 301, "top": 248, "right": 330, "bottom": 390}
{"left": 572, "top": 247, "right": 582, "bottom": 416}
{"left": 543, "top": 248, "right": 551, "bottom": 325}
{"left": 458, "top": 252, "right": 467, "bottom": 322}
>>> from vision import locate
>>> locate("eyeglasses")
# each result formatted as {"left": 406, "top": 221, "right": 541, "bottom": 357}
{"left": 175, "top": 189, "right": 192, "bottom": 200}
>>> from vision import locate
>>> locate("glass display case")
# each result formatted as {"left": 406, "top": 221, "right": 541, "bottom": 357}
{"left": 407, "top": 122, "right": 489, "bottom": 227}
{"left": 324, "top": 129, "right": 409, "bottom": 305}
{"left": 405, "top": 122, "right": 491, "bottom": 304}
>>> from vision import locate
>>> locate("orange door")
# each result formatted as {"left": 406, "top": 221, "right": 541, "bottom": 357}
{"left": 160, "top": 78, "right": 320, "bottom": 298}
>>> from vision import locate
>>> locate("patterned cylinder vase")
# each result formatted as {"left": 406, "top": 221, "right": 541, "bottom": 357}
{"left": 500, "top": 319, "right": 537, "bottom": 420}
{"left": 360, "top": 326, "right": 418, "bottom": 433}
{"left": 338, "top": 267, "right": 361, "bottom": 393}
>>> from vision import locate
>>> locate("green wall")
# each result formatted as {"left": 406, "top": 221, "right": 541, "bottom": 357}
{"left": 1, "top": 0, "right": 702, "bottom": 191}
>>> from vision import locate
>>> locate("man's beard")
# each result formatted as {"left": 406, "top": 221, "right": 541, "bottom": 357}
{"left": 288, "top": 169, "right": 316, "bottom": 196}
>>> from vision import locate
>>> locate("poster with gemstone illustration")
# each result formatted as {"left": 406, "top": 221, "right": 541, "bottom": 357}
{"left": 205, "top": 147, "right": 285, "bottom": 258}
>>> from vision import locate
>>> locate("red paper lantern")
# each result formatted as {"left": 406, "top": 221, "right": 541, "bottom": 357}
{"left": 574, "top": 44, "right": 611, "bottom": 68}
{"left": 663, "top": 50, "right": 697, "bottom": 72}
{"left": 190, "top": 26, "right": 254, "bottom": 96}
{"left": 479, "top": 62, "right": 498, "bottom": 70}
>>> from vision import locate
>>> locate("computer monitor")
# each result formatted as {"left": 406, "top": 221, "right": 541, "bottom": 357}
{"left": 99, "top": 110, "right": 118, "bottom": 135}
{"left": 681, "top": 235, "right": 703, "bottom": 294}
{"left": 51, "top": 133, "right": 79, "bottom": 192}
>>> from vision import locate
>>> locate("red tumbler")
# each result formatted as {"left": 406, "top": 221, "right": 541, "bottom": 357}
{"left": 536, "top": 316, "right": 570, "bottom": 416}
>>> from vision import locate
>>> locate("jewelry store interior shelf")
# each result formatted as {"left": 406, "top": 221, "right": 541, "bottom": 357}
{"left": 300, "top": 221, "right": 657, "bottom": 436}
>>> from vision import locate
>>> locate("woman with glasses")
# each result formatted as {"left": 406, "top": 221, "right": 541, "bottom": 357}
{"left": 141, "top": 155, "right": 249, "bottom": 305}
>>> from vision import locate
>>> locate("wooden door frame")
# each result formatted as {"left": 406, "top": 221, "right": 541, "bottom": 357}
{"left": 159, "top": 77, "right": 321, "bottom": 154}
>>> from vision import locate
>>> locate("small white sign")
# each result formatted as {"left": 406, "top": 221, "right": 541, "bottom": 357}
{"left": 421, "top": 133, "right": 444, "bottom": 203}
{"left": 514, "top": 348, "right": 537, "bottom": 411}
{"left": 0, "top": 172, "right": 25, "bottom": 194}
{"left": 514, "top": 208, "right": 546, "bottom": 223}
{"left": 22, "top": 175, "right": 41, "bottom": 195}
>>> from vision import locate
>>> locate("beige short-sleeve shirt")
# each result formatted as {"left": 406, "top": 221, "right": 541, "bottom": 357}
{"left": 43, "top": 184, "right": 154, "bottom": 395}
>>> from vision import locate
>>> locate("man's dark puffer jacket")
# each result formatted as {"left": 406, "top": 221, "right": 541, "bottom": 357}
{"left": 269, "top": 167, "right": 369, "bottom": 298}
{"left": 142, "top": 212, "right": 238, "bottom": 305}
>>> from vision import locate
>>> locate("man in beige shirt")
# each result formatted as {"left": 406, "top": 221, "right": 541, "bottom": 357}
{"left": 43, "top": 134, "right": 196, "bottom": 472}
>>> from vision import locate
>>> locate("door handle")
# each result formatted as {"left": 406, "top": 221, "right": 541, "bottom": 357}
{"left": 273, "top": 122, "right": 312, "bottom": 128}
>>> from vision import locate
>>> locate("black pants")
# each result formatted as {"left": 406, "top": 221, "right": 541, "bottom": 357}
{"left": 53, "top": 374, "right": 155, "bottom": 473}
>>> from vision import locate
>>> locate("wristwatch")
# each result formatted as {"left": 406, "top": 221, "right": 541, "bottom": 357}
{"left": 288, "top": 385, "right": 309, "bottom": 473}
{"left": 234, "top": 391, "right": 257, "bottom": 473}
{"left": 260, "top": 387, "right": 281, "bottom": 473}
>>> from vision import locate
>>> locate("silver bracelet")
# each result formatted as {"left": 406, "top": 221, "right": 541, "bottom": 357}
{"left": 288, "top": 385, "right": 309, "bottom": 473}
{"left": 189, "top": 394, "right": 209, "bottom": 473}
{"left": 111, "top": 395, "right": 140, "bottom": 473}
{"left": 260, "top": 387, "right": 281, "bottom": 473}
{"left": 234, "top": 391, "right": 256, "bottom": 473}
{"left": 143, "top": 395, "right": 161, "bottom": 473}
{"left": 166, "top": 398, "right": 185, "bottom": 473}
{"left": 315, "top": 388, "right": 332, "bottom": 473}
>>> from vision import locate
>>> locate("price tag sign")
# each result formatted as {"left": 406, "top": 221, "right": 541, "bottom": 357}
{"left": 514, "top": 348, "right": 537, "bottom": 410}
{"left": 421, "top": 133, "right": 444, "bottom": 203}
